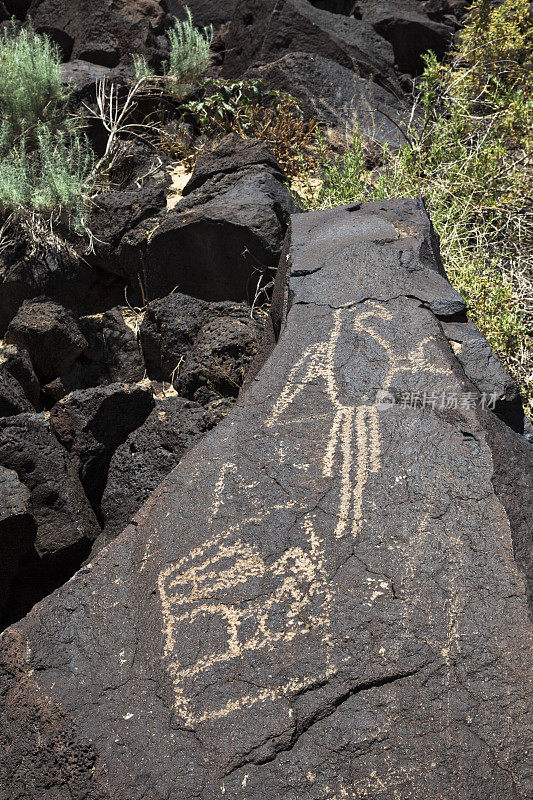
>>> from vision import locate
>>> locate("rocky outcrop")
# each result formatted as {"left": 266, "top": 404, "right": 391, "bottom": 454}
{"left": 0, "top": 362, "right": 35, "bottom": 417}
{"left": 5, "top": 297, "right": 88, "bottom": 384}
{"left": 222, "top": 0, "right": 399, "bottom": 92}
{"left": 355, "top": 0, "right": 453, "bottom": 73}
{"left": 309, "top": 0, "right": 357, "bottom": 12}
{"left": 0, "top": 412, "right": 100, "bottom": 561}
{"left": 2, "top": 1, "right": 32, "bottom": 18}
{"left": 88, "top": 143, "right": 171, "bottom": 278}
{"left": 118, "top": 135, "right": 300, "bottom": 303}
{"left": 29, "top": 0, "right": 173, "bottom": 66}
{"left": 49, "top": 382, "right": 155, "bottom": 515}
{"left": 167, "top": 0, "right": 237, "bottom": 29}
{"left": 0, "top": 199, "right": 530, "bottom": 799}
{"left": 0, "top": 466, "right": 35, "bottom": 614}
{"left": 139, "top": 291, "right": 262, "bottom": 401}
{"left": 247, "top": 52, "right": 410, "bottom": 148}
{"left": 101, "top": 307, "right": 146, "bottom": 384}
{"left": 440, "top": 317, "right": 524, "bottom": 431}
{"left": 0, "top": 344, "right": 40, "bottom": 409}
{"left": 0, "top": 230, "right": 124, "bottom": 335}
{"left": 98, "top": 395, "right": 207, "bottom": 546}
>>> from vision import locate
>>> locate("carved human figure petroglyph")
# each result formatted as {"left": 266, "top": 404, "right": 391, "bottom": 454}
{"left": 158, "top": 302, "right": 452, "bottom": 724}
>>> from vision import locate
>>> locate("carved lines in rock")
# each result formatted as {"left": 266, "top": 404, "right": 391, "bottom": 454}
{"left": 157, "top": 303, "right": 454, "bottom": 724}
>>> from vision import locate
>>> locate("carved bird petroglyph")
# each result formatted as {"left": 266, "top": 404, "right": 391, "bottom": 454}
{"left": 158, "top": 303, "right": 449, "bottom": 724}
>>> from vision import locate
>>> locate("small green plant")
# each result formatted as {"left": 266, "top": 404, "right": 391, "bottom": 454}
{"left": 165, "top": 79, "right": 325, "bottom": 176}
{"left": 313, "top": 0, "right": 533, "bottom": 414}
{"left": 133, "top": 7, "right": 213, "bottom": 100}
{"left": 0, "top": 23, "right": 93, "bottom": 225}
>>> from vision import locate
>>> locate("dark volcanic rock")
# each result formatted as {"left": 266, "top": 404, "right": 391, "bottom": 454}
{"left": 139, "top": 291, "right": 262, "bottom": 401}
{"left": 481, "top": 409, "right": 533, "bottom": 610}
{"left": 309, "top": 1, "right": 357, "bottom": 12}
{"left": 2, "top": 1, "right": 32, "bottom": 18}
{"left": 248, "top": 52, "right": 410, "bottom": 148}
{"left": 139, "top": 292, "right": 206, "bottom": 380}
{"left": 118, "top": 135, "right": 299, "bottom": 303}
{"left": 0, "top": 364, "right": 34, "bottom": 417}
{"left": 0, "top": 466, "right": 35, "bottom": 613}
{"left": 98, "top": 395, "right": 206, "bottom": 546}
{"left": 49, "top": 382, "right": 154, "bottom": 514}
{"left": 222, "top": 0, "right": 399, "bottom": 93}
{"left": 167, "top": 0, "right": 237, "bottom": 29}
{"left": 0, "top": 230, "right": 124, "bottom": 334}
{"left": 0, "top": 412, "right": 99, "bottom": 565}
{"left": 5, "top": 297, "right": 88, "bottom": 384}
{"left": 356, "top": 0, "right": 453, "bottom": 73}
{"left": 101, "top": 307, "right": 146, "bottom": 383}
{"left": 0, "top": 199, "right": 530, "bottom": 799}
{"left": 423, "top": 0, "right": 468, "bottom": 23}
{"left": 0, "top": 342, "right": 41, "bottom": 417}
{"left": 0, "top": 344, "right": 40, "bottom": 408}
{"left": 29, "top": 0, "right": 172, "bottom": 66}
{"left": 182, "top": 134, "right": 284, "bottom": 195}
{"left": 441, "top": 318, "right": 524, "bottom": 431}
{"left": 88, "top": 147, "right": 171, "bottom": 276}
{"left": 60, "top": 58, "right": 111, "bottom": 95}
{"left": 39, "top": 312, "right": 109, "bottom": 404}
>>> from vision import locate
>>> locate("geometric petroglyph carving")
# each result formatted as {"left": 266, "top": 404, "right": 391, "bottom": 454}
{"left": 158, "top": 303, "right": 453, "bottom": 725}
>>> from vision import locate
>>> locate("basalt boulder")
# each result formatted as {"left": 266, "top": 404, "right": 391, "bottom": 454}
{"left": 60, "top": 58, "right": 111, "bottom": 98}
{"left": 0, "top": 466, "right": 35, "bottom": 615}
{"left": 309, "top": 1, "right": 358, "bottom": 12}
{"left": 422, "top": 0, "right": 468, "bottom": 24}
{"left": 29, "top": 0, "right": 173, "bottom": 66}
{"left": 355, "top": 0, "right": 453, "bottom": 73}
{"left": 101, "top": 307, "right": 146, "bottom": 384}
{"left": 247, "top": 52, "right": 410, "bottom": 148}
{"left": 2, "top": 0, "right": 32, "bottom": 18}
{"left": 0, "top": 344, "right": 40, "bottom": 408}
{"left": 0, "top": 230, "right": 124, "bottom": 335}
{"left": 4, "top": 297, "right": 88, "bottom": 384}
{"left": 0, "top": 199, "right": 531, "bottom": 799}
{"left": 118, "top": 135, "right": 299, "bottom": 303}
{"left": 88, "top": 144, "right": 171, "bottom": 278}
{"left": 39, "top": 312, "right": 109, "bottom": 405}
{"left": 222, "top": 0, "right": 399, "bottom": 93}
{"left": 182, "top": 135, "right": 285, "bottom": 195}
{"left": 49, "top": 382, "right": 155, "bottom": 515}
{"left": 139, "top": 291, "right": 262, "bottom": 402}
{"left": 98, "top": 395, "right": 207, "bottom": 546}
{"left": 0, "top": 368, "right": 34, "bottom": 417}
{"left": 166, "top": 0, "right": 237, "bottom": 29}
{"left": 441, "top": 318, "right": 524, "bottom": 432}
{"left": 0, "top": 412, "right": 100, "bottom": 569}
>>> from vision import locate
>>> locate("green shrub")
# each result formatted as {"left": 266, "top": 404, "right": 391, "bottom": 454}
{"left": 0, "top": 23, "right": 93, "bottom": 224}
{"left": 133, "top": 7, "right": 213, "bottom": 100}
{"left": 312, "top": 0, "right": 532, "bottom": 414}
{"left": 171, "top": 79, "right": 323, "bottom": 176}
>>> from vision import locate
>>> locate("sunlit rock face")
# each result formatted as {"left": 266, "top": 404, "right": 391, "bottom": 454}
{"left": 0, "top": 199, "right": 531, "bottom": 800}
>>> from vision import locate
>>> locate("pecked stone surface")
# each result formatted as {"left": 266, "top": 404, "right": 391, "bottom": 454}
{"left": 0, "top": 199, "right": 531, "bottom": 800}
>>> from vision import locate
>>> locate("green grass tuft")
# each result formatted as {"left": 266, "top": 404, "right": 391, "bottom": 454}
{"left": 133, "top": 6, "right": 213, "bottom": 100}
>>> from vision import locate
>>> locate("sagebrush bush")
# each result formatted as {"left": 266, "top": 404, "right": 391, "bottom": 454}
{"left": 310, "top": 0, "right": 532, "bottom": 413}
{"left": 0, "top": 23, "right": 93, "bottom": 224}
{"left": 133, "top": 7, "right": 213, "bottom": 100}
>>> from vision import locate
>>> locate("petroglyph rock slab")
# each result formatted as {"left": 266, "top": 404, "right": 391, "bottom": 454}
{"left": 1, "top": 199, "right": 532, "bottom": 800}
